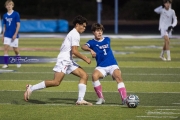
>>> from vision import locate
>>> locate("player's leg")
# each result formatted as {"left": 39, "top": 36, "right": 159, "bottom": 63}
{"left": 24, "top": 60, "right": 67, "bottom": 101}
{"left": 2, "top": 37, "right": 11, "bottom": 68}
{"left": 111, "top": 66, "right": 127, "bottom": 104}
{"left": 11, "top": 38, "right": 21, "bottom": 67}
{"left": 70, "top": 66, "right": 92, "bottom": 105}
{"left": 164, "top": 35, "right": 171, "bottom": 61}
{"left": 24, "top": 72, "right": 65, "bottom": 101}
{"left": 92, "top": 68, "right": 106, "bottom": 104}
{"left": 160, "top": 30, "right": 167, "bottom": 61}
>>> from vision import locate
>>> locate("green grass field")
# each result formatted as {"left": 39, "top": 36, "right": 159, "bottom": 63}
{"left": 0, "top": 37, "right": 180, "bottom": 120}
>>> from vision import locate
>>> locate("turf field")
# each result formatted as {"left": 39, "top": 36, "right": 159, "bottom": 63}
{"left": 0, "top": 37, "right": 180, "bottom": 120}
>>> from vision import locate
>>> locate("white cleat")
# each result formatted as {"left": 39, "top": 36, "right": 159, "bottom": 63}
{"left": 122, "top": 98, "right": 127, "bottom": 105}
{"left": 167, "top": 58, "right": 171, "bottom": 61}
{"left": 17, "top": 64, "right": 21, "bottom": 68}
{"left": 76, "top": 100, "right": 93, "bottom": 105}
{"left": 96, "top": 98, "right": 105, "bottom": 105}
{"left": 159, "top": 56, "right": 166, "bottom": 61}
{"left": 24, "top": 84, "right": 32, "bottom": 101}
{"left": 2, "top": 64, "right": 8, "bottom": 68}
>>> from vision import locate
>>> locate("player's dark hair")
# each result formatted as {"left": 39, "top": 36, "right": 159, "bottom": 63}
{"left": 163, "top": 0, "right": 172, "bottom": 3}
{"left": 91, "top": 23, "right": 105, "bottom": 32}
{"left": 72, "top": 15, "right": 88, "bottom": 26}
{"left": 5, "top": 0, "right": 14, "bottom": 7}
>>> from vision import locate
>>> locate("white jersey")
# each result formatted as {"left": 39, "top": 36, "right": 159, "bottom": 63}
{"left": 57, "top": 28, "right": 80, "bottom": 61}
{"left": 154, "top": 6, "right": 177, "bottom": 30}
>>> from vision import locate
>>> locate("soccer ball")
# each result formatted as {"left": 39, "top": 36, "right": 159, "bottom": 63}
{"left": 126, "top": 94, "right": 140, "bottom": 108}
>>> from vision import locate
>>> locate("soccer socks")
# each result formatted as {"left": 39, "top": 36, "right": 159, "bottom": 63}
{"left": 30, "top": 81, "right": 46, "bottom": 92}
{"left": 166, "top": 50, "right": 171, "bottom": 60}
{"left": 118, "top": 82, "right": 127, "bottom": 101}
{"left": 77, "top": 83, "right": 86, "bottom": 101}
{"left": 4, "top": 54, "right": 9, "bottom": 65}
{"left": 160, "top": 50, "right": 165, "bottom": 57}
{"left": 93, "top": 80, "right": 104, "bottom": 98}
{"left": 16, "top": 54, "right": 21, "bottom": 64}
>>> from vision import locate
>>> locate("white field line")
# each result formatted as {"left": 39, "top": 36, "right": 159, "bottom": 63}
{"left": 172, "top": 103, "right": 180, "bottom": 105}
{"left": 1, "top": 71, "right": 180, "bottom": 76}
{"left": 136, "top": 116, "right": 178, "bottom": 119}
{"left": 147, "top": 111, "right": 180, "bottom": 115}
{"left": 155, "top": 109, "right": 180, "bottom": 111}
{"left": 0, "top": 80, "right": 180, "bottom": 84}
{"left": 0, "top": 90, "right": 180, "bottom": 94}
{"left": 0, "top": 103, "right": 179, "bottom": 108}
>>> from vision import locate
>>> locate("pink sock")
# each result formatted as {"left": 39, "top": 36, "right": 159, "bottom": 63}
{"left": 118, "top": 87, "right": 127, "bottom": 101}
{"left": 94, "top": 85, "right": 104, "bottom": 98}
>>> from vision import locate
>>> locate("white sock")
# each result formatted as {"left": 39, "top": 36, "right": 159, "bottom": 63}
{"left": 118, "top": 82, "right": 125, "bottom": 89}
{"left": 30, "top": 81, "right": 46, "bottom": 92}
{"left": 77, "top": 83, "right": 86, "bottom": 101}
{"left": 160, "top": 50, "right": 165, "bottom": 57}
{"left": 166, "top": 50, "right": 171, "bottom": 59}
{"left": 92, "top": 80, "right": 101, "bottom": 87}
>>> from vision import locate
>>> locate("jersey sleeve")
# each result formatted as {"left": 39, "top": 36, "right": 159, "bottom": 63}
{"left": 154, "top": 6, "right": 163, "bottom": 14}
{"left": 15, "top": 12, "right": 20, "bottom": 23}
{"left": 172, "top": 10, "right": 178, "bottom": 27}
{"left": 85, "top": 40, "right": 93, "bottom": 49}
{"left": 71, "top": 33, "right": 80, "bottom": 47}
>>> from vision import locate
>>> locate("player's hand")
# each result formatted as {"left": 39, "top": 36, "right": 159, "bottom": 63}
{"left": 85, "top": 57, "right": 91, "bottom": 64}
{"left": 167, "top": 26, "right": 173, "bottom": 33}
{"left": 90, "top": 50, "right": 96, "bottom": 58}
{"left": 12, "top": 35, "right": 16, "bottom": 41}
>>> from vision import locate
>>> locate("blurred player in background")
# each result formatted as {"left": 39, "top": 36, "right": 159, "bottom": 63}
{"left": 2, "top": 0, "right": 21, "bottom": 68}
{"left": 154, "top": 0, "right": 177, "bottom": 61}
{"left": 24, "top": 15, "right": 93, "bottom": 105}
{"left": 81, "top": 23, "right": 127, "bottom": 105}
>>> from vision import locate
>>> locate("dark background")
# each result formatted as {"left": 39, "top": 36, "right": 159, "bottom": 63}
{"left": 0, "top": 0, "right": 179, "bottom": 34}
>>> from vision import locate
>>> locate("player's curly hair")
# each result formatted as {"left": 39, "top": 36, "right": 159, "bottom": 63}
{"left": 91, "top": 23, "right": 105, "bottom": 32}
{"left": 163, "top": 0, "right": 172, "bottom": 3}
{"left": 72, "top": 15, "right": 88, "bottom": 26}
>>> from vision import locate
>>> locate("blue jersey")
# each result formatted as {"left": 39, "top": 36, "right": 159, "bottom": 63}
{"left": 3, "top": 11, "right": 20, "bottom": 38}
{"left": 86, "top": 37, "right": 118, "bottom": 67}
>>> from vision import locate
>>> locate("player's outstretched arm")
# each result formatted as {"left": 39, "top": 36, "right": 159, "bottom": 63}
{"left": 154, "top": 6, "right": 163, "bottom": 14}
{"left": 72, "top": 46, "right": 91, "bottom": 64}
{"left": 81, "top": 45, "right": 96, "bottom": 58}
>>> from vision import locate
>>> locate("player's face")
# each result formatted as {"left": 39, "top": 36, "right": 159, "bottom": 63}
{"left": 164, "top": 2, "right": 171, "bottom": 10}
{"left": 93, "top": 29, "right": 103, "bottom": 40}
{"left": 76, "top": 23, "right": 86, "bottom": 33}
{"left": 6, "top": 2, "right": 14, "bottom": 11}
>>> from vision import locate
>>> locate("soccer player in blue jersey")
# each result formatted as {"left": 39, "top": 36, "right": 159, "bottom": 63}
{"left": 81, "top": 23, "right": 127, "bottom": 105}
{"left": 2, "top": 0, "right": 21, "bottom": 68}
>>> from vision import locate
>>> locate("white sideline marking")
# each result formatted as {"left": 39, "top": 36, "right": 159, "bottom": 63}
{"left": 147, "top": 111, "right": 180, "bottom": 115}
{"left": 155, "top": 109, "right": 180, "bottom": 111}
{"left": 172, "top": 103, "right": 180, "bottom": 105}
{"left": 0, "top": 90, "right": 180, "bottom": 94}
{"left": 136, "top": 116, "right": 178, "bottom": 119}
{"left": 0, "top": 80, "right": 180, "bottom": 84}
{"left": 2, "top": 71, "right": 180, "bottom": 76}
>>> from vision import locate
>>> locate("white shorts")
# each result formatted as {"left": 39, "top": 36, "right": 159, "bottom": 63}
{"left": 53, "top": 59, "right": 79, "bottom": 74}
{"left": 3, "top": 37, "right": 19, "bottom": 47}
{"left": 95, "top": 65, "right": 120, "bottom": 78}
{"left": 160, "top": 29, "right": 172, "bottom": 38}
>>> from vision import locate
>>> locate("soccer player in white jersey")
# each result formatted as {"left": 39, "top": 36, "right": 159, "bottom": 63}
{"left": 81, "top": 23, "right": 127, "bottom": 105}
{"left": 154, "top": 0, "right": 177, "bottom": 61}
{"left": 24, "top": 15, "right": 93, "bottom": 105}
{"left": 2, "top": 0, "right": 21, "bottom": 68}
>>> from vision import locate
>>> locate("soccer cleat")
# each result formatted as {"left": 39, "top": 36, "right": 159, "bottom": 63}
{"left": 96, "top": 98, "right": 105, "bottom": 105}
{"left": 2, "top": 64, "right": 8, "bottom": 68}
{"left": 76, "top": 100, "right": 93, "bottom": 105}
{"left": 159, "top": 56, "right": 167, "bottom": 61}
{"left": 24, "top": 84, "right": 32, "bottom": 101}
{"left": 17, "top": 64, "right": 21, "bottom": 68}
{"left": 122, "top": 98, "right": 127, "bottom": 105}
{"left": 167, "top": 58, "right": 171, "bottom": 61}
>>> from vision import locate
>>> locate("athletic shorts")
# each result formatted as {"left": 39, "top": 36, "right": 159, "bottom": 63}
{"left": 3, "top": 37, "right": 19, "bottom": 47}
{"left": 95, "top": 65, "right": 120, "bottom": 78}
{"left": 53, "top": 59, "right": 79, "bottom": 74}
{"left": 160, "top": 29, "right": 172, "bottom": 38}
